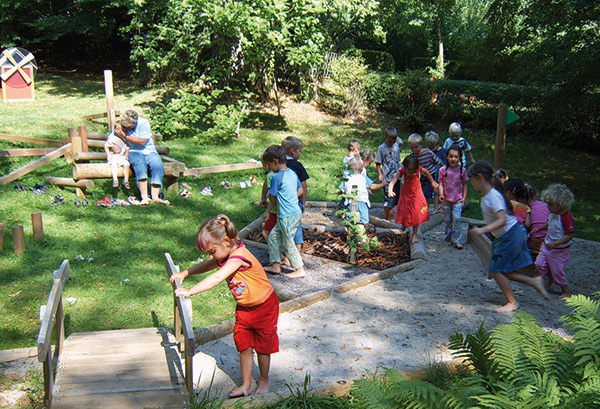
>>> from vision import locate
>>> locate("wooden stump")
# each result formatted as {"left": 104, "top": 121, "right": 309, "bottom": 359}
{"left": 12, "top": 225, "right": 25, "bottom": 255}
{"left": 32, "top": 212, "right": 43, "bottom": 241}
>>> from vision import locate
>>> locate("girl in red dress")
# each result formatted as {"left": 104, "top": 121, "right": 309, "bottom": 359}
{"left": 388, "top": 155, "right": 438, "bottom": 243}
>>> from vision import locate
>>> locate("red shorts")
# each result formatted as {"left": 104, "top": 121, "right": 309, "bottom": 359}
{"left": 264, "top": 213, "right": 277, "bottom": 232}
{"left": 233, "top": 291, "right": 279, "bottom": 354}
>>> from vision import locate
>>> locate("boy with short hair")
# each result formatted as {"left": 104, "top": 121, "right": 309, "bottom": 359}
{"left": 345, "top": 157, "right": 386, "bottom": 228}
{"left": 443, "top": 122, "right": 475, "bottom": 165}
{"left": 376, "top": 128, "right": 403, "bottom": 222}
{"left": 282, "top": 136, "right": 309, "bottom": 251}
{"left": 262, "top": 145, "right": 305, "bottom": 279}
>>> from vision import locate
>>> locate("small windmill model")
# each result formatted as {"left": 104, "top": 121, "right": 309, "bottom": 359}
{"left": 1, "top": 47, "right": 38, "bottom": 102}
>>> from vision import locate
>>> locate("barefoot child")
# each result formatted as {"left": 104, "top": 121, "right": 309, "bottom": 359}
{"left": 171, "top": 215, "right": 279, "bottom": 397}
{"left": 262, "top": 145, "right": 305, "bottom": 278}
{"left": 534, "top": 183, "right": 575, "bottom": 299}
{"left": 345, "top": 157, "right": 386, "bottom": 231}
{"left": 388, "top": 155, "right": 438, "bottom": 244}
{"left": 468, "top": 160, "right": 549, "bottom": 312}
{"left": 438, "top": 145, "right": 468, "bottom": 249}
{"left": 104, "top": 120, "right": 131, "bottom": 189}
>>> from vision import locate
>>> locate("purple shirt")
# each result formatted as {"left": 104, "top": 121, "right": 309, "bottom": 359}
{"left": 439, "top": 165, "right": 468, "bottom": 203}
{"left": 529, "top": 200, "right": 549, "bottom": 240}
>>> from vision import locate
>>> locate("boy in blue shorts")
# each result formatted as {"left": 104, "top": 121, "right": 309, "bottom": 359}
{"left": 262, "top": 145, "right": 305, "bottom": 279}
{"left": 376, "top": 127, "right": 403, "bottom": 222}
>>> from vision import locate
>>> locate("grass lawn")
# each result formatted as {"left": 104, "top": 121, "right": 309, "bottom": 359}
{"left": 1, "top": 73, "right": 598, "bottom": 349}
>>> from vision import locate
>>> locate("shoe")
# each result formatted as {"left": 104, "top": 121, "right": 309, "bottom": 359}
{"left": 201, "top": 186, "right": 213, "bottom": 196}
{"left": 122, "top": 181, "right": 130, "bottom": 189}
{"left": 139, "top": 199, "right": 150, "bottom": 206}
{"left": 181, "top": 182, "right": 192, "bottom": 190}
{"left": 115, "top": 199, "right": 130, "bottom": 206}
{"left": 178, "top": 189, "right": 192, "bottom": 198}
{"left": 96, "top": 197, "right": 112, "bottom": 208}
{"left": 249, "top": 176, "right": 258, "bottom": 184}
{"left": 127, "top": 196, "right": 141, "bottom": 205}
{"left": 239, "top": 181, "right": 247, "bottom": 188}
{"left": 220, "top": 181, "right": 233, "bottom": 189}
{"left": 54, "top": 195, "right": 64, "bottom": 203}
{"left": 74, "top": 200, "right": 81, "bottom": 207}
{"left": 112, "top": 180, "right": 119, "bottom": 187}
{"left": 81, "top": 199, "right": 88, "bottom": 206}
{"left": 159, "top": 192, "right": 165, "bottom": 199}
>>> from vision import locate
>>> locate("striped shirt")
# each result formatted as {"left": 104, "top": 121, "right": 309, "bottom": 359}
{"left": 412, "top": 149, "right": 443, "bottom": 176}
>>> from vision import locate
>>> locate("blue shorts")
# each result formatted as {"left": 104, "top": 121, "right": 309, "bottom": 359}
{"left": 383, "top": 183, "right": 400, "bottom": 208}
{"left": 347, "top": 201, "right": 369, "bottom": 224}
{"left": 421, "top": 177, "right": 435, "bottom": 199}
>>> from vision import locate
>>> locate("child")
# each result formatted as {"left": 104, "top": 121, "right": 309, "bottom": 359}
{"left": 171, "top": 215, "right": 279, "bottom": 398}
{"left": 523, "top": 182, "right": 549, "bottom": 254}
{"left": 425, "top": 131, "right": 447, "bottom": 214}
{"left": 438, "top": 145, "right": 468, "bottom": 249}
{"left": 345, "top": 157, "right": 386, "bottom": 228}
{"left": 360, "top": 149, "right": 376, "bottom": 176}
{"left": 504, "top": 178, "right": 531, "bottom": 230}
{"left": 104, "top": 121, "right": 131, "bottom": 189}
{"left": 408, "top": 133, "right": 444, "bottom": 213}
{"left": 534, "top": 183, "right": 575, "bottom": 299}
{"left": 255, "top": 160, "right": 278, "bottom": 242}
{"left": 443, "top": 122, "right": 475, "bottom": 166}
{"left": 262, "top": 145, "right": 305, "bottom": 278}
{"left": 376, "top": 127, "right": 403, "bottom": 222}
{"left": 388, "top": 155, "right": 438, "bottom": 244}
{"left": 468, "top": 160, "right": 548, "bottom": 312}
{"left": 282, "top": 136, "right": 309, "bottom": 251}
{"left": 339, "top": 139, "right": 362, "bottom": 208}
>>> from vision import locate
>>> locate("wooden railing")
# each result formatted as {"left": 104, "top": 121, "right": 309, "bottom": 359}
{"left": 164, "top": 253, "right": 196, "bottom": 395}
{"left": 36, "top": 259, "right": 70, "bottom": 408}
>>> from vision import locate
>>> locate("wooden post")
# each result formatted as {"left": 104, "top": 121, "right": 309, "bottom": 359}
{"left": 494, "top": 103, "right": 507, "bottom": 170}
{"left": 32, "top": 212, "right": 43, "bottom": 241}
{"left": 0, "top": 223, "right": 4, "bottom": 250}
{"left": 349, "top": 185, "right": 358, "bottom": 264}
{"left": 64, "top": 127, "right": 78, "bottom": 163}
{"left": 104, "top": 70, "right": 115, "bottom": 130}
{"left": 12, "top": 225, "right": 25, "bottom": 255}
{"left": 78, "top": 126, "right": 89, "bottom": 153}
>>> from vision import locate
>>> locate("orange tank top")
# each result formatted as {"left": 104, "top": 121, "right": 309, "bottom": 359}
{"left": 219, "top": 243, "right": 274, "bottom": 307}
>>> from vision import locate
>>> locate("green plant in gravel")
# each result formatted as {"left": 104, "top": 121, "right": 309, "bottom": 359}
{"left": 261, "top": 374, "right": 350, "bottom": 409}
{"left": 349, "top": 292, "right": 600, "bottom": 408}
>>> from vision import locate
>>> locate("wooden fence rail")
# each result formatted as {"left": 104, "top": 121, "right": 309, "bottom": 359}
{"left": 37, "top": 259, "right": 70, "bottom": 408}
{"left": 165, "top": 253, "right": 196, "bottom": 395}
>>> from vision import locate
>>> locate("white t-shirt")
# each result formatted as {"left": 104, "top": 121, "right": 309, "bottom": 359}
{"left": 481, "top": 188, "right": 517, "bottom": 238}
{"left": 346, "top": 173, "right": 370, "bottom": 207}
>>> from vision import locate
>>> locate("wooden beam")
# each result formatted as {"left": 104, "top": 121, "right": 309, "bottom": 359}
{"left": 183, "top": 162, "right": 263, "bottom": 176}
{"left": 105, "top": 70, "right": 116, "bottom": 130}
{"left": 0, "top": 148, "right": 56, "bottom": 157}
{"left": 73, "top": 161, "right": 184, "bottom": 180}
{"left": 0, "top": 134, "right": 62, "bottom": 147}
{"left": 0, "top": 144, "right": 71, "bottom": 185}
{"left": 85, "top": 132, "right": 108, "bottom": 140}
{"left": 45, "top": 177, "right": 94, "bottom": 190}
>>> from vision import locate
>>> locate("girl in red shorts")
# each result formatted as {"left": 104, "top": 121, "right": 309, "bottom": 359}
{"left": 171, "top": 214, "right": 279, "bottom": 398}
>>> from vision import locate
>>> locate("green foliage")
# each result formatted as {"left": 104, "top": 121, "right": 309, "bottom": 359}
{"left": 262, "top": 374, "right": 349, "bottom": 409}
{"left": 350, "top": 295, "right": 600, "bottom": 409}
{"left": 321, "top": 54, "right": 369, "bottom": 117}
{"left": 356, "top": 49, "right": 396, "bottom": 73}
{"left": 150, "top": 86, "right": 249, "bottom": 142}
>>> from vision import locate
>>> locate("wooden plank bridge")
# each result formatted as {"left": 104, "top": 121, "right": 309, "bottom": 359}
{"left": 50, "top": 328, "right": 189, "bottom": 409}
{"left": 37, "top": 256, "right": 196, "bottom": 408}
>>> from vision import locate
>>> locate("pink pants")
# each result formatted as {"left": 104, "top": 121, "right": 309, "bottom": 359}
{"left": 535, "top": 242, "right": 570, "bottom": 286}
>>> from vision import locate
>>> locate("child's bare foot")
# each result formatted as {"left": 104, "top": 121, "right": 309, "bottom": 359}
{"left": 281, "top": 257, "right": 291, "bottom": 267}
{"left": 254, "top": 380, "right": 270, "bottom": 396}
{"left": 559, "top": 292, "right": 571, "bottom": 299}
{"left": 285, "top": 267, "right": 305, "bottom": 278}
{"left": 229, "top": 385, "right": 250, "bottom": 398}
{"left": 533, "top": 276, "right": 550, "bottom": 300}
{"left": 411, "top": 237, "right": 420, "bottom": 244}
{"left": 496, "top": 302, "right": 520, "bottom": 312}
{"left": 445, "top": 241, "right": 452, "bottom": 246}
{"left": 264, "top": 264, "right": 282, "bottom": 274}
{"left": 455, "top": 243, "right": 464, "bottom": 249}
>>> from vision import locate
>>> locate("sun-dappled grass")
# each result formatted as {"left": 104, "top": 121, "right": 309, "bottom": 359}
{"left": 1, "top": 73, "right": 598, "bottom": 349}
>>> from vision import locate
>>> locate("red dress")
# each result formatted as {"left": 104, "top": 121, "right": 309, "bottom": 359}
{"left": 395, "top": 167, "right": 430, "bottom": 227}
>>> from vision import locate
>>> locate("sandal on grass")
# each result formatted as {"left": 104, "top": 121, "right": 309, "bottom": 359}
{"left": 112, "top": 180, "right": 119, "bottom": 188}
{"left": 123, "top": 181, "right": 130, "bottom": 189}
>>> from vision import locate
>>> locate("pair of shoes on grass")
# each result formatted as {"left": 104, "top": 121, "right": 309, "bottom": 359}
{"left": 97, "top": 197, "right": 114, "bottom": 208}
{"left": 50, "top": 195, "right": 64, "bottom": 206}
{"left": 74, "top": 199, "right": 89, "bottom": 207}
{"left": 179, "top": 189, "right": 192, "bottom": 198}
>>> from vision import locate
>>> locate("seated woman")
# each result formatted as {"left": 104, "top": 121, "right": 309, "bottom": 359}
{"left": 116, "top": 109, "right": 170, "bottom": 205}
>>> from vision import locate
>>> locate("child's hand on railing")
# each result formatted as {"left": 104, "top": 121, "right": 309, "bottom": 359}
{"left": 174, "top": 287, "right": 191, "bottom": 298}
{"left": 170, "top": 270, "right": 188, "bottom": 284}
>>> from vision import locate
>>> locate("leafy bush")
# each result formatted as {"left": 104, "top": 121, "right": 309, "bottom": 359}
{"left": 350, "top": 292, "right": 600, "bottom": 408}
{"left": 357, "top": 49, "right": 395, "bottom": 73}
{"left": 321, "top": 54, "right": 369, "bottom": 117}
{"left": 151, "top": 86, "right": 249, "bottom": 143}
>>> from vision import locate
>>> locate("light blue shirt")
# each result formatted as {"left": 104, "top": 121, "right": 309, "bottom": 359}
{"left": 269, "top": 168, "right": 301, "bottom": 218}
{"left": 126, "top": 117, "right": 157, "bottom": 155}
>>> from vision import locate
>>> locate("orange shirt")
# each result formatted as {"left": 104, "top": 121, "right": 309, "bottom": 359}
{"left": 219, "top": 243, "right": 274, "bottom": 307}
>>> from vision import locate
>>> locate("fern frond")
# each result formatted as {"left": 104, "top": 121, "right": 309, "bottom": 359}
{"left": 449, "top": 323, "right": 502, "bottom": 387}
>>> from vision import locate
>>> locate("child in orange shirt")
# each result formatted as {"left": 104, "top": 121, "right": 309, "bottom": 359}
{"left": 171, "top": 215, "right": 279, "bottom": 398}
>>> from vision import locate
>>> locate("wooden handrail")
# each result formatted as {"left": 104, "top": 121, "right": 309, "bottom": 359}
{"left": 164, "top": 253, "right": 196, "bottom": 395}
{"left": 36, "top": 259, "right": 70, "bottom": 408}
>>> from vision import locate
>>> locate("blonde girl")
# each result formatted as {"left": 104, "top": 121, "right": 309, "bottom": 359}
{"left": 468, "top": 160, "right": 548, "bottom": 312}
{"left": 171, "top": 215, "right": 279, "bottom": 397}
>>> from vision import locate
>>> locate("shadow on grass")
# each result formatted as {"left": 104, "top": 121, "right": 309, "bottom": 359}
{"left": 243, "top": 111, "right": 288, "bottom": 131}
